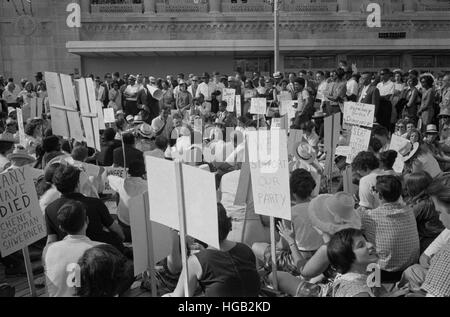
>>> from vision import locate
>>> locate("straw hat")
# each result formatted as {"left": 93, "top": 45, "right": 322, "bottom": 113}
{"left": 294, "top": 142, "right": 316, "bottom": 164}
{"left": 399, "top": 142, "right": 419, "bottom": 162}
{"left": 7, "top": 145, "right": 35, "bottom": 164}
{"left": 126, "top": 115, "right": 134, "bottom": 122}
{"left": 425, "top": 124, "right": 438, "bottom": 134}
{"left": 138, "top": 123, "right": 155, "bottom": 139}
{"left": 308, "top": 192, "right": 361, "bottom": 235}
{"left": 273, "top": 72, "right": 282, "bottom": 79}
{"left": 133, "top": 115, "right": 143, "bottom": 124}
{"left": 438, "top": 108, "right": 450, "bottom": 118}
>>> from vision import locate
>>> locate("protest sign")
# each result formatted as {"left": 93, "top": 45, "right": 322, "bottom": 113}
{"left": 247, "top": 130, "right": 291, "bottom": 221}
{"left": 250, "top": 98, "right": 267, "bottom": 115}
{"left": 102, "top": 167, "right": 126, "bottom": 194}
{"left": 235, "top": 95, "right": 242, "bottom": 117}
{"left": 129, "top": 193, "right": 171, "bottom": 279}
{"left": 287, "top": 129, "right": 303, "bottom": 157}
{"left": 222, "top": 88, "right": 236, "bottom": 112}
{"left": 335, "top": 146, "right": 351, "bottom": 157}
{"left": 60, "top": 74, "right": 78, "bottom": 110}
{"left": 45, "top": 72, "right": 65, "bottom": 106}
{"left": 76, "top": 78, "right": 101, "bottom": 151}
{"left": 96, "top": 101, "right": 106, "bottom": 130}
{"left": 85, "top": 78, "right": 102, "bottom": 151}
{"left": 0, "top": 167, "right": 46, "bottom": 257}
{"left": 16, "top": 108, "right": 26, "bottom": 147}
{"left": 343, "top": 102, "right": 375, "bottom": 128}
{"left": 324, "top": 113, "right": 341, "bottom": 177}
{"left": 146, "top": 157, "right": 219, "bottom": 249}
{"left": 389, "top": 134, "right": 410, "bottom": 173}
{"left": 346, "top": 126, "right": 372, "bottom": 164}
{"left": 103, "top": 108, "right": 115, "bottom": 124}
{"left": 271, "top": 118, "right": 282, "bottom": 130}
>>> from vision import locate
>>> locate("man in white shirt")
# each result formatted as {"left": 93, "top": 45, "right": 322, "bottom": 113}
{"left": 43, "top": 201, "right": 102, "bottom": 297}
{"left": 346, "top": 73, "right": 360, "bottom": 102}
{"left": 197, "top": 72, "right": 211, "bottom": 101}
{"left": 188, "top": 76, "right": 199, "bottom": 98}
{"left": 124, "top": 76, "right": 140, "bottom": 116}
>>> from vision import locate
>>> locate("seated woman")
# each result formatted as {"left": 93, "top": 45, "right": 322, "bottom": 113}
{"left": 274, "top": 192, "right": 362, "bottom": 296}
{"left": 328, "top": 228, "right": 379, "bottom": 297}
{"left": 76, "top": 244, "right": 134, "bottom": 297}
{"left": 165, "top": 203, "right": 261, "bottom": 297}
{"left": 404, "top": 172, "right": 445, "bottom": 253}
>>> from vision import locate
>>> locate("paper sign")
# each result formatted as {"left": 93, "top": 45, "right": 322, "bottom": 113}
{"left": 45, "top": 72, "right": 65, "bottom": 107}
{"left": 236, "top": 96, "right": 242, "bottom": 117}
{"left": 86, "top": 78, "right": 101, "bottom": 151}
{"left": 247, "top": 130, "right": 291, "bottom": 221}
{"left": 343, "top": 102, "right": 375, "bottom": 128}
{"left": 288, "top": 129, "right": 303, "bottom": 157}
{"left": 16, "top": 108, "right": 26, "bottom": 147}
{"left": 60, "top": 74, "right": 77, "bottom": 110}
{"left": 102, "top": 167, "right": 126, "bottom": 194}
{"left": 50, "top": 106, "right": 69, "bottom": 138}
{"left": 250, "top": 98, "right": 267, "bottom": 115}
{"left": 335, "top": 146, "right": 351, "bottom": 157}
{"left": 77, "top": 79, "right": 95, "bottom": 149}
{"left": 146, "top": 157, "right": 219, "bottom": 249}
{"left": 66, "top": 111, "right": 84, "bottom": 142}
{"left": 0, "top": 167, "right": 46, "bottom": 257}
{"left": 129, "top": 193, "right": 171, "bottom": 276}
{"left": 103, "top": 108, "right": 115, "bottom": 124}
{"left": 96, "top": 101, "right": 106, "bottom": 130}
{"left": 389, "top": 134, "right": 410, "bottom": 173}
{"left": 223, "top": 88, "right": 236, "bottom": 112}
{"left": 271, "top": 118, "right": 282, "bottom": 130}
{"left": 346, "top": 126, "right": 371, "bottom": 164}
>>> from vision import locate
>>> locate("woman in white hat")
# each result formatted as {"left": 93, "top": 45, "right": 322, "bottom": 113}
{"left": 424, "top": 124, "right": 450, "bottom": 172}
{"left": 273, "top": 192, "right": 361, "bottom": 296}
{"left": 135, "top": 123, "right": 155, "bottom": 153}
{"left": 402, "top": 140, "right": 442, "bottom": 178}
{"left": 6, "top": 145, "right": 43, "bottom": 183}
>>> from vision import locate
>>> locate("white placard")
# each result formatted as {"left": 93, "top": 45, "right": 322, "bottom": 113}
{"left": 346, "top": 126, "right": 372, "bottom": 164}
{"left": 247, "top": 130, "right": 291, "bottom": 221}
{"left": 103, "top": 108, "right": 115, "bottom": 124}
{"left": 389, "top": 134, "right": 410, "bottom": 173}
{"left": 223, "top": 88, "right": 236, "bottom": 112}
{"left": 96, "top": 101, "right": 106, "bottom": 130}
{"left": 250, "top": 98, "right": 267, "bottom": 115}
{"left": 343, "top": 102, "right": 375, "bottom": 128}
{"left": 236, "top": 95, "right": 242, "bottom": 117}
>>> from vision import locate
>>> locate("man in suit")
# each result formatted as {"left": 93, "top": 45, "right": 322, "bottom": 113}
{"left": 101, "top": 73, "right": 113, "bottom": 108}
{"left": 358, "top": 72, "right": 380, "bottom": 125}
{"left": 137, "top": 78, "right": 160, "bottom": 123}
{"left": 113, "top": 133, "right": 144, "bottom": 168}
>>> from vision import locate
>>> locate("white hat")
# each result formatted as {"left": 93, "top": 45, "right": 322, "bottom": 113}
{"left": 400, "top": 142, "right": 419, "bottom": 162}
{"left": 308, "top": 193, "right": 361, "bottom": 235}
{"left": 294, "top": 142, "right": 316, "bottom": 164}
{"left": 7, "top": 145, "right": 35, "bottom": 163}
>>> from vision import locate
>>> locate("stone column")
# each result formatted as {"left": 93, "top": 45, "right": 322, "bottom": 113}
{"left": 80, "top": 0, "right": 91, "bottom": 13}
{"left": 144, "top": 0, "right": 156, "bottom": 14}
{"left": 403, "top": 0, "right": 416, "bottom": 13}
{"left": 337, "top": 0, "right": 349, "bottom": 13}
{"left": 209, "top": 0, "right": 221, "bottom": 14}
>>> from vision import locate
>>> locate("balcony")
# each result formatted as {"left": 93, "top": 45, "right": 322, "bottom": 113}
{"left": 90, "top": 1, "right": 144, "bottom": 14}
{"left": 221, "top": 0, "right": 272, "bottom": 13}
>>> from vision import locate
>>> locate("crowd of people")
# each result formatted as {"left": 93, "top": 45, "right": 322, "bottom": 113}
{"left": 0, "top": 62, "right": 450, "bottom": 297}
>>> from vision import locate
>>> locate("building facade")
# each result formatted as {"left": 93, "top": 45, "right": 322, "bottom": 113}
{"left": 1, "top": 0, "right": 450, "bottom": 80}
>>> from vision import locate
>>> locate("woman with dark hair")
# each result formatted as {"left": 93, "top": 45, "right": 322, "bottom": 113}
{"left": 165, "top": 203, "right": 261, "bottom": 297}
{"left": 76, "top": 244, "right": 134, "bottom": 297}
{"left": 404, "top": 172, "right": 445, "bottom": 253}
{"left": 41, "top": 135, "right": 64, "bottom": 167}
{"left": 403, "top": 141, "right": 442, "bottom": 178}
{"left": 418, "top": 75, "right": 436, "bottom": 132}
{"left": 378, "top": 150, "right": 398, "bottom": 174}
{"left": 37, "top": 163, "right": 62, "bottom": 213}
{"left": 401, "top": 77, "right": 420, "bottom": 123}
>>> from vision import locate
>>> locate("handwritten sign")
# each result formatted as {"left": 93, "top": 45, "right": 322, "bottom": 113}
{"left": 103, "top": 108, "right": 115, "bottom": 124}
{"left": 343, "top": 102, "right": 375, "bottom": 128}
{"left": 0, "top": 167, "right": 46, "bottom": 257}
{"left": 103, "top": 167, "right": 126, "bottom": 194}
{"left": 247, "top": 130, "right": 291, "bottom": 221}
{"left": 222, "top": 88, "right": 236, "bottom": 112}
{"left": 346, "top": 126, "right": 372, "bottom": 164}
{"left": 250, "top": 98, "right": 267, "bottom": 115}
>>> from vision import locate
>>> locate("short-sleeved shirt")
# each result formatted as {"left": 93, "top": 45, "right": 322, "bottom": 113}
{"left": 291, "top": 203, "right": 323, "bottom": 252}
{"left": 332, "top": 273, "right": 374, "bottom": 297}
{"left": 358, "top": 169, "right": 385, "bottom": 209}
{"left": 422, "top": 242, "right": 450, "bottom": 297}
{"left": 360, "top": 202, "right": 420, "bottom": 272}
{"left": 45, "top": 193, "right": 120, "bottom": 248}
{"left": 194, "top": 243, "right": 261, "bottom": 297}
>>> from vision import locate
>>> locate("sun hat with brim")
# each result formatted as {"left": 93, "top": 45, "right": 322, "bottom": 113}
{"left": 425, "top": 124, "right": 438, "bottom": 134}
{"left": 438, "top": 108, "right": 450, "bottom": 118}
{"left": 7, "top": 146, "right": 35, "bottom": 164}
{"left": 133, "top": 115, "right": 143, "bottom": 124}
{"left": 7, "top": 108, "right": 17, "bottom": 116}
{"left": 151, "top": 119, "right": 165, "bottom": 135}
{"left": 400, "top": 142, "right": 419, "bottom": 162}
{"left": 0, "top": 133, "right": 19, "bottom": 144}
{"left": 116, "top": 110, "right": 124, "bottom": 116}
{"left": 294, "top": 142, "right": 316, "bottom": 164}
{"left": 126, "top": 115, "right": 134, "bottom": 122}
{"left": 138, "top": 123, "right": 155, "bottom": 139}
{"left": 308, "top": 193, "right": 361, "bottom": 236}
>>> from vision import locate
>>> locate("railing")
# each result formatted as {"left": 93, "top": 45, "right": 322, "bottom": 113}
{"left": 156, "top": 0, "right": 208, "bottom": 13}
{"left": 221, "top": 0, "right": 272, "bottom": 12}
{"left": 91, "top": 3, "right": 144, "bottom": 13}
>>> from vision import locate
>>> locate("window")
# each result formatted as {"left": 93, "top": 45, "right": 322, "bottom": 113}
{"left": 284, "top": 56, "right": 336, "bottom": 70}
{"left": 234, "top": 57, "right": 271, "bottom": 76}
{"left": 347, "top": 55, "right": 400, "bottom": 69}
{"left": 437, "top": 55, "right": 450, "bottom": 67}
{"left": 413, "top": 56, "right": 435, "bottom": 68}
